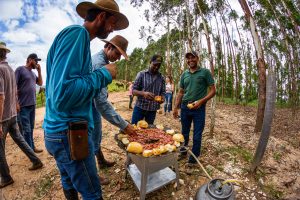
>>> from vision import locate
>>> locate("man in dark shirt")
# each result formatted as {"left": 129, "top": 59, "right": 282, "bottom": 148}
{"left": 131, "top": 55, "right": 166, "bottom": 125}
{"left": 15, "top": 53, "right": 43, "bottom": 153}
{"left": 0, "top": 42, "right": 43, "bottom": 189}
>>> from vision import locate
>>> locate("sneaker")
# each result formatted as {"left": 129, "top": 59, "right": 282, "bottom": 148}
{"left": 0, "top": 178, "right": 14, "bottom": 189}
{"left": 34, "top": 148, "right": 43, "bottom": 153}
{"left": 29, "top": 161, "right": 43, "bottom": 170}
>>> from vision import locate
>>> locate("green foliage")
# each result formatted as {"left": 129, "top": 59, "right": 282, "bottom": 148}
{"left": 36, "top": 92, "right": 45, "bottom": 108}
{"left": 226, "top": 146, "right": 253, "bottom": 163}
{"left": 107, "top": 80, "right": 127, "bottom": 92}
{"left": 263, "top": 184, "right": 284, "bottom": 199}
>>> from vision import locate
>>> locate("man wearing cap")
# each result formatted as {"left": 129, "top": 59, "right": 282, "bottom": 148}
{"left": 15, "top": 53, "right": 43, "bottom": 153}
{"left": 43, "top": 0, "right": 129, "bottom": 199}
{"left": 173, "top": 51, "right": 216, "bottom": 165}
{"left": 131, "top": 55, "right": 166, "bottom": 125}
{"left": 0, "top": 42, "right": 43, "bottom": 189}
{"left": 91, "top": 35, "right": 136, "bottom": 185}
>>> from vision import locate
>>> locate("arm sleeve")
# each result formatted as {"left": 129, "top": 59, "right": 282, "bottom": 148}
{"left": 94, "top": 87, "right": 128, "bottom": 130}
{"left": 206, "top": 69, "right": 215, "bottom": 86}
{"left": 133, "top": 72, "right": 143, "bottom": 91}
{"left": 47, "top": 27, "right": 112, "bottom": 111}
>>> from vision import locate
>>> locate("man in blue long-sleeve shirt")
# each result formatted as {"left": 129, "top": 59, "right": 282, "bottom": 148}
{"left": 91, "top": 35, "right": 135, "bottom": 185}
{"left": 43, "top": 1, "right": 129, "bottom": 199}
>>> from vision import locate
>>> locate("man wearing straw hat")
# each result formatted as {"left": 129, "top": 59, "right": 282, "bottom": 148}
{"left": 0, "top": 42, "right": 43, "bottom": 189}
{"left": 91, "top": 35, "right": 136, "bottom": 185}
{"left": 43, "top": 0, "right": 129, "bottom": 199}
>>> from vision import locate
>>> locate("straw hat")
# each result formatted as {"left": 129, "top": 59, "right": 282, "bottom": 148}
{"left": 0, "top": 42, "right": 11, "bottom": 53}
{"left": 76, "top": 0, "right": 129, "bottom": 30}
{"left": 102, "top": 35, "right": 129, "bottom": 60}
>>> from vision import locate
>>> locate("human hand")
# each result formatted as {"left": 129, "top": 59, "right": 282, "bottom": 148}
{"left": 16, "top": 103, "right": 20, "bottom": 113}
{"left": 35, "top": 64, "right": 41, "bottom": 72}
{"left": 123, "top": 124, "right": 137, "bottom": 136}
{"left": 191, "top": 100, "right": 203, "bottom": 110}
{"left": 143, "top": 92, "right": 155, "bottom": 100}
{"left": 105, "top": 63, "right": 117, "bottom": 79}
{"left": 173, "top": 108, "right": 179, "bottom": 119}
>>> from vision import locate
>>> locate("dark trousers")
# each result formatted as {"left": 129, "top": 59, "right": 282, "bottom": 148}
{"left": 0, "top": 117, "right": 40, "bottom": 182}
{"left": 181, "top": 104, "right": 206, "bottom": 163}
{"left": 131, "top": 106, "right": 157, "bottom": 125}
{"left": 129, "top": 95, "right": 133, "bottom": 109}
{"left": 17, "top": 105, "right": 36, "bottom": 149}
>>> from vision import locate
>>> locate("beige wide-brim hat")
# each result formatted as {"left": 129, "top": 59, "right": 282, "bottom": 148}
{"left": 0, "top": 42, "right": 11, "bottom": 53}
{"left": 76, "top": 0, "right": 129, "bottom": 30}
{"left": 102, "top": 35, "right": 129, "bottom": 60}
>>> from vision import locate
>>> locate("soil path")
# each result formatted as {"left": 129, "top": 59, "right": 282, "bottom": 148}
{"left": 1, "top": 92, "right": 299, "bottom": 200}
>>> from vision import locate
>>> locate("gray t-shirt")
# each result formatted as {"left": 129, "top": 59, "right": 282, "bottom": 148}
{"left": 15, "top": 66, "right": 37, "bottom": 107}
{"left": 0, "top": 61, "right": 17, "bottom": 122}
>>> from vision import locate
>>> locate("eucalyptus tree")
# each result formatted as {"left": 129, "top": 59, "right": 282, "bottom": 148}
{"left": 239, "top": 0, "right": 267, "bottom": 132}
{"left": 130, "top": 0, "right": 185, "bottom": 77}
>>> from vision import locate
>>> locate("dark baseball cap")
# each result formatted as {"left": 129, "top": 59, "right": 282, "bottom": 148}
{"left": 150, "top": 54, "right": 163, "bottom": 64}
{"left": 185, "top": 50, "right": 198, "bottom": 58}
{"left": 27, "top": 53, "right": 41, "bottom": 61}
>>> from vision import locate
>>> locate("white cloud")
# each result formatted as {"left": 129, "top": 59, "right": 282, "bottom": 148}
{"left": 0, "top": 0, "right": 23, "bottom": 20}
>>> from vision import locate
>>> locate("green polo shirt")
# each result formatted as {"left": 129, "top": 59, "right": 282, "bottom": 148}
{"left": 180, "top": 67, "right": 215, "bottom": 104}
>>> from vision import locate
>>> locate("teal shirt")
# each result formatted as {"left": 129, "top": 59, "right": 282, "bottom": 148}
{"left": 43, "top": 25, "right": 112, "bottom": 133}
{"left": 180, "top": 67, "right": 214, "bottom": 104}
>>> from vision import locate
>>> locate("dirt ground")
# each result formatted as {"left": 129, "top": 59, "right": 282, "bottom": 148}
{"left": 1, "top": 91, "right": 299, "bottom": 200}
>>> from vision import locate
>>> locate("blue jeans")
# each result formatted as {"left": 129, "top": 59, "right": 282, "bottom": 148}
{"left": 92, "top": 104, "right": 102, "bottom": 155}
{"left": 0, "top": 117, "right": 41, "bottom": 182}
{"left": 44, "top": 131, "right": 102, "bottom": 200}
{"left": 181, "top": 104, "right": 206, "bottom": 163}
{"left": 164, "top": 93, "right": 173, "bottom": 113}
{"left": 18, "top": 105, "right": 36, "bottom": 149}
{"left": 131, "top": 106, "right": 157, "bottom": 125}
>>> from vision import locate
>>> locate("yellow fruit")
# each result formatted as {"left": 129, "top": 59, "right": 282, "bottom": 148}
{"left": 118, "top": 134, "right": 128, "bottom": 140}
{"left": 165, "top": 144, "right": 177, "bottom": 152}
{"left": 159, "top": 145, "right": 168, "bottom": 154}
{"left": 142, "top": 150, "right": 153, "bottom": 157}
{"left": 152, "top": 148, "right": 162, "bottom": 155}
{"left": 156, "top": 124, "right": 164, "bottom": 130}
{"left": 121, "top": 138, "right": 130, "bottom": 145}
{"left": 173, "top": 134, "right": 184, "bottom": 143}
{"left": 187, "top": 103, "right": 194, "bottom": 109}
{"left": 127, "top": 142, "right": 143, "bottom": 154}
{"left": 166, "top": 129, "right": 175, "bottom": 135}
{"left": 154, "top": 96, "right": 162, "bottom": 102}
{"left": 137, "top": 120, "right": 148, "bottom": 129}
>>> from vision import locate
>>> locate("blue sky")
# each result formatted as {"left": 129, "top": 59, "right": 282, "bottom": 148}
{"left": 0, "top": 0, "right": 149, "bottom": 80}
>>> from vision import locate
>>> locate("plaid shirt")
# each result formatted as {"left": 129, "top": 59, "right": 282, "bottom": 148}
{"left": 133, "top": 69, "right": 165, "bottom": 111}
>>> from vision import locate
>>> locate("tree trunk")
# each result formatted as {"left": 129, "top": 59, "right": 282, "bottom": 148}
{"left": 194, "top": 0, "right": 216, "bottom": 135}
{"left": 166, "top": 9, "right": 172, "bottom": 76}
{"left": 251, "top": 69, "right": 276, "bottom": 171}
{"left": 239, "top": 0, "right": 266, "bottom": 132}
{"left": 185, "top": 0, "right": 193, "bottom": 50}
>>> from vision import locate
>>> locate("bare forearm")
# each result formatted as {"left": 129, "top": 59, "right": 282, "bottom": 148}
{"left": 37, "top": 71, "right": 43, "bottom": 86}
{"left": 199, "top": 85, "right": 216, "bottom": 104}
{"left": 132, "top": 89, "right": 144, "bottom": 97}
{"left": 174, "top": 93, "right": 184, "bottom": 109}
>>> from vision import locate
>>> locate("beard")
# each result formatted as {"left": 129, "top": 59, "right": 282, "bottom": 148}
{"left": 96, "top": 28, "right": 109, "bottom": 39}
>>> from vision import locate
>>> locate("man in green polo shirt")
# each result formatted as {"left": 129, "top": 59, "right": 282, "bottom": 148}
{"left": 173, "top": 51, "right": 216, "bottom": 164}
